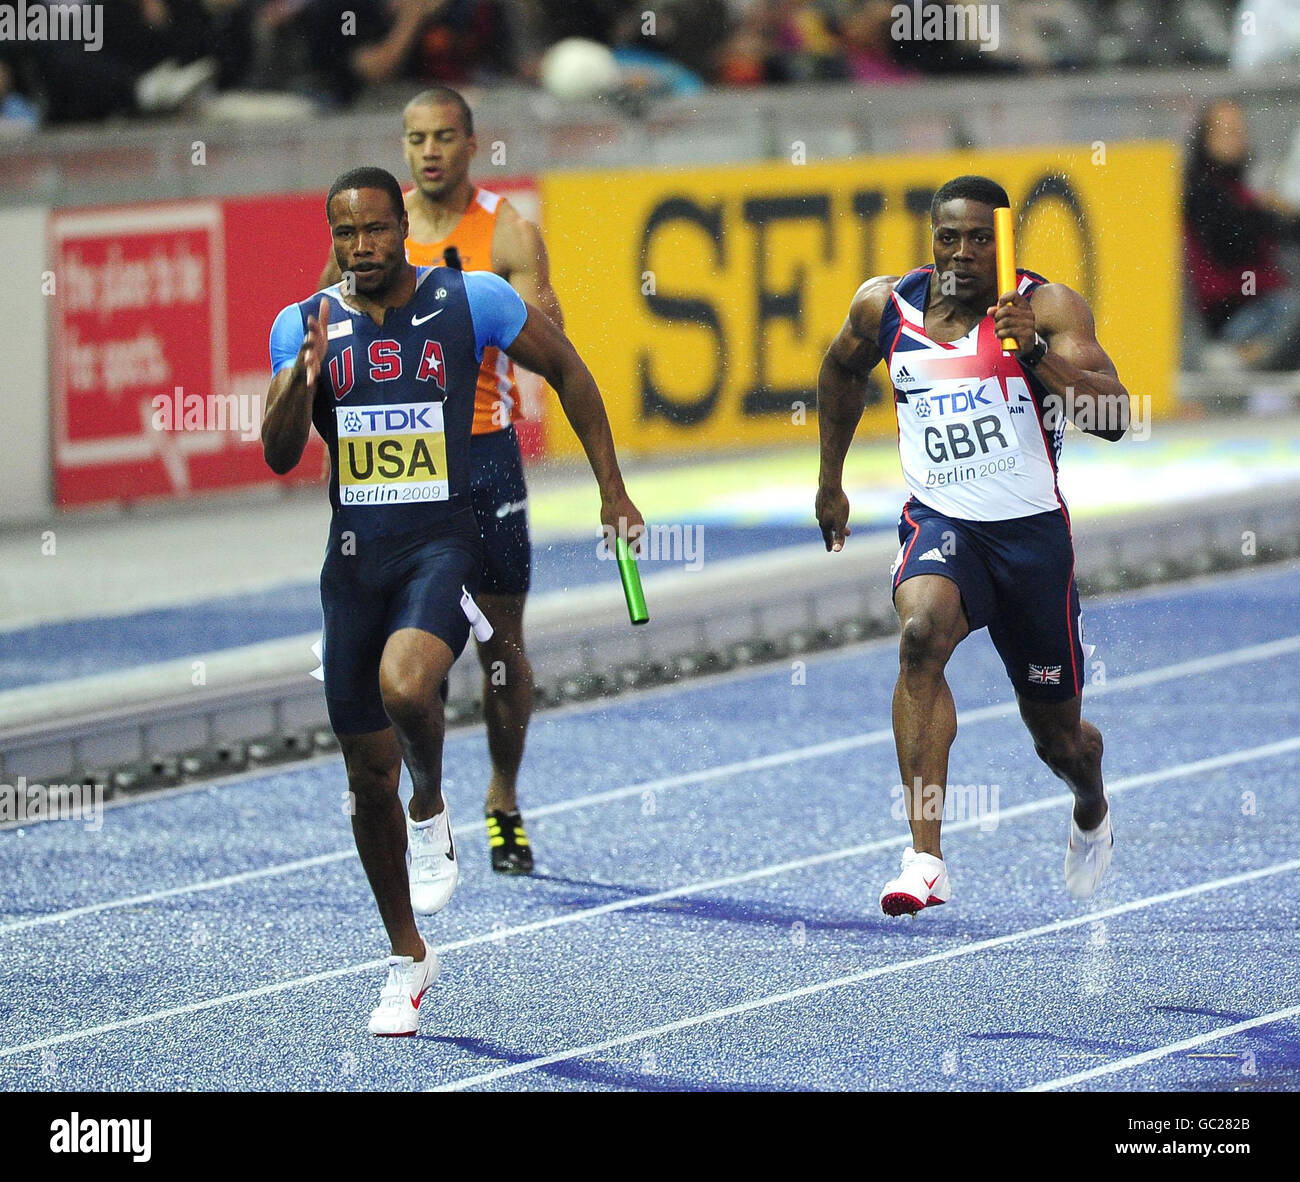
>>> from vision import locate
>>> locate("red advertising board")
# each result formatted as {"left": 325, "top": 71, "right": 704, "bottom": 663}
{"left": 50, "top": 178, "right": 544, "bottom": 508}
{"left": 52, "top": 203, "right": 231, "bottom": 506}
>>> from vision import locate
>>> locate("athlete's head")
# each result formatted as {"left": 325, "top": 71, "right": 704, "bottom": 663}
{"left": 403, "top": 87, "right": 477, "bottom": 201}
{"left": 928, "top": 175, "right": 1010, "bottom": 305}
{"left": 1191, "top": 97, "right": 1249, "bottom": 174}
{"left": 326, "top": 166, "right": 410, "bottom": 298}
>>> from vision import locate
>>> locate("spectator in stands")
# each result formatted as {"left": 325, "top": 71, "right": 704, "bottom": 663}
{"left": 301, "top": 0, "right": 515, "bottom": 106}
{"left": 203, "top": 0, "right": 265, "bottom": 91}
{"left": 0, "top": 45, "right": 40, "bottom": 133}
{"left": 1184, "top": 97, "right": 1300, "bottom": 371}
{"left": 35, "top": 0, "right": 216, "bottom": 123}
{"left": 527, "top": 0, "right": 633, "bottom": 46}
{"left": 840, "top": 0, "right": 918, "bottom": 84}
{"left": 884, "top": 0, "right": 1019, "bottom": 77}
{"left": 715, "top": 1, "right": 778, "bottom": 86}
{"left": 610, "top": 0, "right": 725, "bottom": 88}
{"left": 716, "top": 1, "right": 844, "bottom": 86}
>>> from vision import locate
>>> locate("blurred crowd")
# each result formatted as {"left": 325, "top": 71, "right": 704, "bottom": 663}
{"left": 1184, "top": 97, "right": 1300, "bottom": 375}
{"left": 3, "top": 0, "right": 1300, "bottom": 131}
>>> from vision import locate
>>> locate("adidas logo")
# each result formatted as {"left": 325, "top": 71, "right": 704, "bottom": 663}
{"left": 918, "top": 548, "right": 947, "bottom": 563}
{"left": 895, "top": 365, "right": 915, "bottom": 385}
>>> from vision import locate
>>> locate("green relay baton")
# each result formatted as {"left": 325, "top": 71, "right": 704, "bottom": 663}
{"left": 615, "top": 535, "right": 649, "bottom": 625}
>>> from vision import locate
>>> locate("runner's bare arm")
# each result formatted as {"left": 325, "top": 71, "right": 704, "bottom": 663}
{"left": 262, "top": 298, "right": 328, "bottom": 475}
{"left": 992, "top": 283, "right": 1130, "bottom": 442}
{"left": 494, "top": 202, "right": 564, "bottom": 329}
{"left": 502, "top": 305, "right": 642, "bottom": 545}
{"left": 816, "top": 277, "right": 895, "bottom": 551}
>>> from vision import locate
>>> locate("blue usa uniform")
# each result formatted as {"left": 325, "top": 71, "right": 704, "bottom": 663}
{"left": 270, "top": 266, "right": 528, "bottom": 732}
{"left": 880, "top": 265, "right": 1091, "bottom": 701}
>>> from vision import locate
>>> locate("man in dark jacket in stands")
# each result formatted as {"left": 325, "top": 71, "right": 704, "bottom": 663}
{"left": 1184, "top": 97, "right": 1300, "bottom": 372}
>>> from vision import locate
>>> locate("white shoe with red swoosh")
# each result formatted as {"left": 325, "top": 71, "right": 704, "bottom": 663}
{"left": 368, "top": 945, "right": 439, "bottom": 1036}
{"left": 880, "top": 847, "right": 951, "bottom": 916}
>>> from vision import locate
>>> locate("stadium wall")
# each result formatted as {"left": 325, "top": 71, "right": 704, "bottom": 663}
{"left": 1, "top": 143, "right": 1179, "bottom": 521}
{"left": 1, "top": 179, "right": 543, "bottom": 523}
{"left": 2, "top": 207, "right": 51, "bottom": 523}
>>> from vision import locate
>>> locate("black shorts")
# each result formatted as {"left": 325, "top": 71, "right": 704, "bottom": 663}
{"left": 469, "top": 425, "right": 531, "bottom": 597}
{"left": 320, "top": 509, "right": 483, "bottom": 734}
{"left": 891, "top": 497, "right": 1089, "bottom": 702}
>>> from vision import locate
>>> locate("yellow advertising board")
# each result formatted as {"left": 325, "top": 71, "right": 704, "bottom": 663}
{"left": 539, "top": 142, "right": 1179, "bottom": 458}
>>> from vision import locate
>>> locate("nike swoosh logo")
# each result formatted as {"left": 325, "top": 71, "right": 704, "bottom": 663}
{"left": 923, "top": 874, "right": 940, "bottom": 890}
{"left": 412, "top": 310, "right": 443, "bottom": 326}
{"left": 411, "top": 987, "right": 425, "bottom": 1008}
{"left": 445, "top": 834, "right": 456, "bottom": 862}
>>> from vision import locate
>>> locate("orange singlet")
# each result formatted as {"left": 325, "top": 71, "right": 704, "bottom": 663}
{"left": 403, "top": 186, "right": 521, "bottom": 437}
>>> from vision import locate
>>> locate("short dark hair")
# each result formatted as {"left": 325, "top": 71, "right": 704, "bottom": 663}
{"left": 930, "top": 175, "right": 1010, "bottom": 222}
{"left": 404, "top": 86, "right": 474, "bottom": 137}
{"left": 326, "top": 166, "right": 405, "bottom": 222}
{"left": 1189, "top": 96, "right": 1248, "bottom": 176}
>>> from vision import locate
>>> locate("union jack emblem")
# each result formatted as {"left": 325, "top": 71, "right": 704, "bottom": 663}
{"left": 1027, "top": 664, "right": 1062, "bottom": 685}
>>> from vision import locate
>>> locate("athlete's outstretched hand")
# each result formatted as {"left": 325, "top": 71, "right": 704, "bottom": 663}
{"left": 988, "top": 290, "right": 1036, "bottom": 353}
{"left": 300, "top": 298, "right": 330, "bottom": 388}
{"left": 601, "top": 494, "right": 646, "bottom": 557}
{"left": 816, "top": 484, "right": 851, "bottom": 552}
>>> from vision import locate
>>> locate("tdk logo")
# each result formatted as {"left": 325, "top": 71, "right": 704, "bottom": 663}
{"left": 930, "top": 386, "right": 993, "bottom": 414}
{"left": 341, "top": 406, "right": 438, "bottom": 434}
{"left": 912, "top": 396, "right": 931, "bottom": 418}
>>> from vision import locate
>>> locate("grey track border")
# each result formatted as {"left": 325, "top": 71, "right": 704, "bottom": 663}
{"left": 2, "top": 556, "right": 1297, "bottom": 825}
{"left": 3, "top": 487, "right": 1299, "bottom": 785}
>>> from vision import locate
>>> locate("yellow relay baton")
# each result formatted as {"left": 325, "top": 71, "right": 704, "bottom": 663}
{"left": 993, "top": 206, "right": 1019, "bottom": 353}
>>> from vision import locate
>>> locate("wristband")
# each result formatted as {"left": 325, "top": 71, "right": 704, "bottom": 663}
{"left": 1018, "top": 333, "right": 1047, "bottom": 367}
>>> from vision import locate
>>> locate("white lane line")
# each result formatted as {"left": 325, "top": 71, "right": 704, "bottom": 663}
{"left": 533, "top": 627, "right": 1300, "bottom": 813}
{"left": 0, "top": 852, "right": 353, "bottom": 935}
{"left": 1, "top": 736, "right": 1295, "bottom": 1060}
{"left": 432, "top": 857, "right": 1300, "bottom": 1092}
{"left": 1021, "top": 1004, "right": 1300, "bottom": 1092}
{"left": 7, "top": 631, "right": 1300, "bottom": 935}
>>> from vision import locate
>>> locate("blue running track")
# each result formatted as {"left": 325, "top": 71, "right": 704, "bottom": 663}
{"left": 1, "top": 564, "right": 1298, "bottom": 1091}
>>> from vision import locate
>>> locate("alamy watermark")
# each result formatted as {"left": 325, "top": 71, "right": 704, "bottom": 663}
{"left": 598, "top": 521, "right": 704, "bottom": 572}
{"left": 50, "top": 1113, "right": 151, "bottom": 1163}
{"left": 892, "top": 777, "right": 1000, "bottom": 832}
{"left": 0, "top": 3, "right": 103, "bottom": 52}
{"left": 1, "top": 777, "right": 105, "bottom": 831}
{"left": 1044, "top": 388, "right": 1149, "bottom": 441}
{"left": 151, "top": 386, "right": 263, "bottom": 443}
{"left": 891, "top": 2, "right": 1000, "bottom": 54}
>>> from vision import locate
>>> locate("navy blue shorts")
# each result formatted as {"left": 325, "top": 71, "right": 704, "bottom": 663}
{"left": 891, "top": 497, "right": 1088, "bottom": 702}
{"left": 320, "top": 508, "right": 483, "bottom": 734}
{"left": 469, "top": 425, "right": 531, "bottom": 597}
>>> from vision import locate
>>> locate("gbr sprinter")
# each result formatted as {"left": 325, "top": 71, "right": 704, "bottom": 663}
{"left": 814, "top": 175, "right": 1130, "bottom": 917}
{"left": 262, "top": 166, "right": 643, "bottom": 1035}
